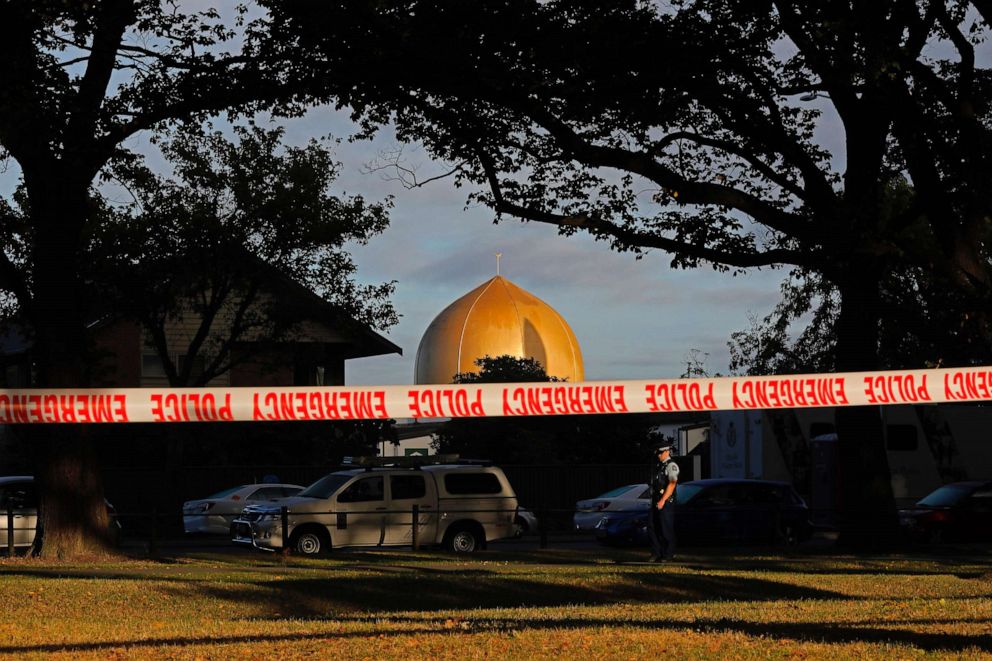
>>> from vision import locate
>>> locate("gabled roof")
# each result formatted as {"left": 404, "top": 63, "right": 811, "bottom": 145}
{"left": 246, "top": 255, "right": 401, "bottom": 359}
{"left": 0, "top": 255, "right": 402, "bottom": 361}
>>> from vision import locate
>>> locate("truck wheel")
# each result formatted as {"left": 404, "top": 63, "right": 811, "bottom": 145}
{"left": 291, "top": 526, "right": 330, "bottom": 555}
{"left": 444, "top": 524, "right": 483, "bottom": 553}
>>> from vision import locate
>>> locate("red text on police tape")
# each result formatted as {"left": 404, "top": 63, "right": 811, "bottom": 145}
{"left": 943, "top": 370, "right": 992, "bottom": 401}
{"left": 0, "top": 394, "right": 128, "bottom": 423}
{"left": 863, "top": 374, "right": 931, "bottom": 404}
{"left": 644, "top": 382, "right": 717, "bottom": 411}
{"left": 501, "top": 385, "right": 626, "bottom": 416}
{"left": 252, "top": 391, "right": 388, "bottom": 420}
{"left": 732, "top": 377, "right": 848, "bottom": 409}
{"left": 151, "top": 393, "right": 233, "bottom": 422}
{"left": 408, "top": 389, "right": 484, "bottom": 418}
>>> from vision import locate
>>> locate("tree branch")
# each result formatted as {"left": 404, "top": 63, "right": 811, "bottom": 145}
{"left": 64, "top": 0, "right": 135, "bottom": 163}
{"left": 477, "top": 151, "right": 808, "bottom": 270}
{"left": 524, "top": 107, "right": 818, "bottom": 244}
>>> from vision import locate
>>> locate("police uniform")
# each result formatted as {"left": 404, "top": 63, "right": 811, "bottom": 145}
{"left": 648, "top": 445, "right": 679, "bottom": 561}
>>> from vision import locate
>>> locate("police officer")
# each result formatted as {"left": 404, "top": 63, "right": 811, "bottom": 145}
{"left": 648, "top": 439, "right": 679, "bottom": 562}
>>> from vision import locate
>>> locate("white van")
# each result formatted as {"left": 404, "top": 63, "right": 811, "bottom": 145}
{"left": 232, "top": 463, "right": 518, "bottom": 554}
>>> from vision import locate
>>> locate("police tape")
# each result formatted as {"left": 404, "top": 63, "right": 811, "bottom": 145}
{"left": 0, "top": 366, "right": 987, "bottom": 424}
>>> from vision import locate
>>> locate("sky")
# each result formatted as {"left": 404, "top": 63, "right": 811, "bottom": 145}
{"left": 272, "top": 107, "right": 795, "bottom": 385}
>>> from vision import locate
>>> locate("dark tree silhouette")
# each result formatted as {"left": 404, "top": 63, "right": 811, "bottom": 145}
{"left": 265, "top": 0, "right": 992, "bottom": 545}
{"left": 0, "top": 2, "right": 306, "bottom": 557}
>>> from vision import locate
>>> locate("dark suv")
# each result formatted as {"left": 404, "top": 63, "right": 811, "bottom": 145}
{"left": 595, "top": 478, "right": 813, "bottom": 546}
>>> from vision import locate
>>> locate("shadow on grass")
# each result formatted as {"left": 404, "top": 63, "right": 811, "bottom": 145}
{"left": 3, "top": 544, "right": 990, "bottom": 583}
{"left": 1, "top": 612, "right": 990, "bottom": 655}
{"left": 161, "top": 568, "right": 848, "bottom": 616}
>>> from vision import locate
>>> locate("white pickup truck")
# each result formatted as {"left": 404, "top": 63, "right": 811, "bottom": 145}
{"left": 232, "top": 463, "right": 519, "bottom": 554}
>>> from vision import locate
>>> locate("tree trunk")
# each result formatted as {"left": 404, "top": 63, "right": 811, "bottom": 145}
{"left": 32, "top": 425, "right": 113, "bottom": 558}
{"left": 833, "top": 270, "right": 900, "bottom": 548}
{"left": 29, "top": 184, "right": 113, "bottom": 558}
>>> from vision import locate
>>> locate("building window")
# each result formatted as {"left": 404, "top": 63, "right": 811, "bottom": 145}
{"left": 141, "top": 354, "right": 167, "bottom": 379}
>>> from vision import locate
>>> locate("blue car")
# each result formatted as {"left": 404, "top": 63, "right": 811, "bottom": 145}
{"left": 594, "top": 478, "right": 813, "bottom": 546}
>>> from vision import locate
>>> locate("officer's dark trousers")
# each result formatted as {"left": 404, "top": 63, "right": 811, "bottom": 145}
{"left": 648, "top": 505, "right": 676, "bottom": 559}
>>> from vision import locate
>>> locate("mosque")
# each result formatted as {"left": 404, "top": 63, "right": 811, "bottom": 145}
{"left": 384, "top": 268, "right": 584, "bottom": 456}
{"left": 414, "top": 273, "right": 584, "bottom": 384}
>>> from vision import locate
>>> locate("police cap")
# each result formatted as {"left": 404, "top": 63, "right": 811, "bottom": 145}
{"left": 653, "top": 442, "right": 676, "bottom": 454}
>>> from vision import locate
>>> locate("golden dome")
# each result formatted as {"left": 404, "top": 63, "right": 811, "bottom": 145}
{"left": 415, "top": 276, "right": 584, "bottom": 384}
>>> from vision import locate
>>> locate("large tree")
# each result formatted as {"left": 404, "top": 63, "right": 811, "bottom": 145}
{"left": 264, "top": 0, "right": 992, "bottom": 545}
{"left": 0, "top": 1, "right": 300, "bottom": 557}
{"left": 729, "top": 181, "right": 992, "bottom": 375}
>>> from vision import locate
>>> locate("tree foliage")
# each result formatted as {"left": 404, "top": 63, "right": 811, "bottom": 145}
{"left": 266, "top": 0, "right": 992, "bottom": 353}
{"left": 94, "top": 123, "right": 396, "bottom": 386}
{"left": 452, "top": 355, "right": 563, "bottom": 385}
{"left": 264, "top": 0, "right": 992, "bottom": 545}
{"left": 434, "top": 355, "right": 656, "bottom": 464}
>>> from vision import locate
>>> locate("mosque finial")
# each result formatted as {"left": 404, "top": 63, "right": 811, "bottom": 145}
{"left": 495, "top": 252, "right": 503, "bottom": 276}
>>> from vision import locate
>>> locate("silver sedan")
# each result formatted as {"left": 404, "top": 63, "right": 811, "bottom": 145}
{"left": 183, "top": 483, "right": 304, "bottom": 535}
{"left": 573, "top": 483, "right": 651, "bottom": 531}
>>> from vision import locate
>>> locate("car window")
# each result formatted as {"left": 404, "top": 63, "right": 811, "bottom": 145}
{"left": 206, "top": 485, "right": 246, "bottom": 499}
{"left": 695, "top": 484, "right": 737, "bottom": 507}
{"left": 917, "top": 485, "right": 971, "bottom": 507}
{"left": 247, "top": 487, "right": 286, "bottom": 501}
{"left": 391, "top": 475, "right": 427, "bottom": 500}
{"left": 749, "top": 484, "right": 785, "bottom": 504}
{"left": 299, "top": 474, "right": 352, "bottom": 499}
{"left": 637, "top": 487, "right": 651, "bottom": 500}
{"left": 0, "top": 483, "right": 36, "bottom": 509}
{"left": 676, "top": 483, "right": 704, "bottom": 503}
{"left": 282, "top": 487, "right": 302, "bottom": 498}
{"left": 596, "top": 485, "right": 638, "bottom": 499}
{"left": 444, "top": 472, "right": 503, "bottom": 495}
{"left": 338, "top": 476, "right": 385, "bottom": 503}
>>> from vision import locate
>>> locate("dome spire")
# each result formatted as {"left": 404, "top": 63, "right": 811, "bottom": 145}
{"left": 495, "top": 251, "right": 503, "bottom": 276}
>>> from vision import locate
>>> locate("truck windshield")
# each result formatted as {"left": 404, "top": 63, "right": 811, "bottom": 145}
{"left": 298, "top": 474, "right": 352, "bottom": 499}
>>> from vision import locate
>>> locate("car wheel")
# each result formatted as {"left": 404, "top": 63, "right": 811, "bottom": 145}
{"left": 291, "top": 526, "right": 329, "bottom": 555}
{"left": 512, "top": 516, "right": 529, "bottom": 538}
{"left": 444, "top": 524, "right": 483, "bottom": 553}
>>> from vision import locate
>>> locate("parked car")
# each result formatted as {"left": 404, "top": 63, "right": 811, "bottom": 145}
{"left": 182, "top": 483, "right": 304, "bottom": 535}
{"left": 594, "top": 479, "right": 813, "bottom": 546}
{"left": 0, "top": 476, "right": 122, "bottom": 552}
{"left": 898, "top": 480, "right": 992, "bottom": 543}
{"left": 573, "top": 484, "right": 650, "bottom": 531}
{"left": 233, "top": 462, "right": 519, "bottom": 554}
{"left": 513, "top": 507, "right": 539, "bottom": 538}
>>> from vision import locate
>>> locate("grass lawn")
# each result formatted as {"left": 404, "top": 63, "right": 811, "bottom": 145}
{"left": 0, "top": 544, "right": 990, "bottom": 659}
